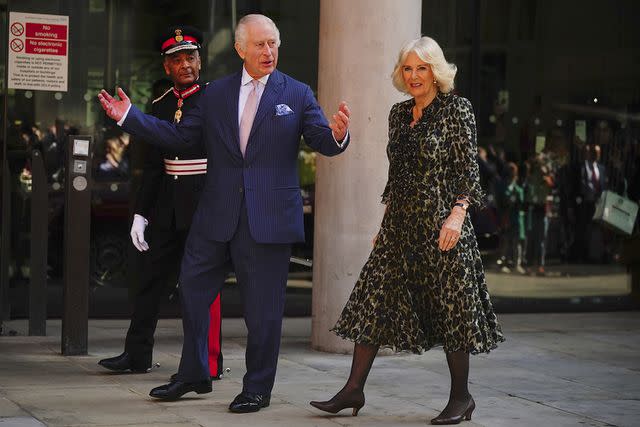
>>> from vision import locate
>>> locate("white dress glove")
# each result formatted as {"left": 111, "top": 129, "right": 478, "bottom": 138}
{"left": 130, "top": 214, "right": 149, "bottom": 252}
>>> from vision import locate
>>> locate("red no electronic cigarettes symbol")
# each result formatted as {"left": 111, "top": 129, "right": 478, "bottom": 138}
{"left": 10, "top": 22, "right": 24, "bottom": 37}
{"left": 10, "top": 38, "right": 24, "bottom": 52}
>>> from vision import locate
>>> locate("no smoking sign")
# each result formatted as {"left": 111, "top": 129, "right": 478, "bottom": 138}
{"left": 8, "top": 11, "right": 69, "bottom": 91}
{"left": 10, "top": 38, "right": 24, "bottom": 52}
{"left": 10, "top": 22, "right": 24, "bottom": 37}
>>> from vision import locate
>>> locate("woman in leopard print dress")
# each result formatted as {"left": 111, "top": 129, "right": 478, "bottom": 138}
{"left": 310, "top": 37, "right": 504, "bottom": 425}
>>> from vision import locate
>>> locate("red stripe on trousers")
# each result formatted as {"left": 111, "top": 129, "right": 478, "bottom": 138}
{"left": 208, "top": 294, "right": 222, "bottom": 376}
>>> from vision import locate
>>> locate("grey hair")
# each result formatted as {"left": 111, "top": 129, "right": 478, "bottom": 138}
{"left": 235, "top": 14, "right": 281, "bottom": 50}
{"left": 391, "top": 36, "right": 457, "bottom": 93}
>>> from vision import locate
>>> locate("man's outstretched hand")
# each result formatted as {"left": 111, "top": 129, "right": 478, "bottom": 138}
{"left": 330, "top": 101, "right": 350, "bottom": 142}
{"left": 98, "top": 87, "right": 131, "bottom": 122}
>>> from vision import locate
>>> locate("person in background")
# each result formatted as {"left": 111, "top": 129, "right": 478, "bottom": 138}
{"left": 575, "top": 144, "right": 607, "bottom": 262}
{"left": 525, "top": 153, "right": 553, "bottom": 275}
{"left": 98, "top": 128, "right": 130, "bottom": 179}
{"left": 500, "top": 162, "right": 526, "bottom": 273}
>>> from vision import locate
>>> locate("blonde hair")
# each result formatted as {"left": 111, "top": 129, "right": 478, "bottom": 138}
{"left": 391, "top": 36, "right": 457, "bottom": 94}
{"left": 235, "top": 14, "right": 281, "bottom": 50}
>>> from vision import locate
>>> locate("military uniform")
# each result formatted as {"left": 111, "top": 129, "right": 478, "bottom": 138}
{"left": 125, "top": 81, "right": 223, "bottom": 377}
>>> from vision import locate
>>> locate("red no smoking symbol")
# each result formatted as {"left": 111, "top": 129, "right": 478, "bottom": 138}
{"left": 10, "top": 22, "right": 24, "bottom": 36}
{"left": 10, "top": 38, "right": 24, "bottom": 52}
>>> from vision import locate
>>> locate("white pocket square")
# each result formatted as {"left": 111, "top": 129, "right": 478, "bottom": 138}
{"left": 275, "top": 104, "right": 294, "bottom": 116}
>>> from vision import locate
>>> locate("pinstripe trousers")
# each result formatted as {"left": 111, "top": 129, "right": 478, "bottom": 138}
{"left": 176, "top": 198, "right": 291, "bottom": 394}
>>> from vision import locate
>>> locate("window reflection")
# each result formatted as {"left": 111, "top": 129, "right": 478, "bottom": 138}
{"left": 424, "top": 0, "right": 639, "bottom": 303}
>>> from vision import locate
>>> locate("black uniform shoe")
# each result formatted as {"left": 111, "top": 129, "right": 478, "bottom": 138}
{"left": 229, "top": 391, "right": 271, "bottom": 413}
{"left": 149, "top": 379, "right": 212, "bottom": 400}
{"left": 98, "top": 352, "right": 150, "bottom": 373}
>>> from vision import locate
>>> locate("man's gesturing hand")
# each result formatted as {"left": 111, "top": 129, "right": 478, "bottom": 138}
{"left": 98, "top": 87, "right": 131, "bottom": 123}
{"left": 330, "top": 101, "right": 351, "bottom": 142}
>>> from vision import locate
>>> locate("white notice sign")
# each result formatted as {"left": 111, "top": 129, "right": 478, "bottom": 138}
{"left": 8, "top": 12, "right": 69, "bottom": 92}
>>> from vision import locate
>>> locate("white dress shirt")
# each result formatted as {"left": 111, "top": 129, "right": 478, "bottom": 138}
{"left": 585, "top": 160, "right": 600, "bottom": 187}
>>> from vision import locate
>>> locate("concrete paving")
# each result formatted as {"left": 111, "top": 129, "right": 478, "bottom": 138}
{"left": 0, "top": 312, "right": 639, "bottom": 427}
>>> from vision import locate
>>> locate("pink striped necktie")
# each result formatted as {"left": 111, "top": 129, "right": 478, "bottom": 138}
{"left": 239, "top": 79, "right": 259, "bottom": 157}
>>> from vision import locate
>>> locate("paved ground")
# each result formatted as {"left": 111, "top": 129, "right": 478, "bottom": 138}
{"left": 1, "top": 312, "right": 639, "bottom": 427}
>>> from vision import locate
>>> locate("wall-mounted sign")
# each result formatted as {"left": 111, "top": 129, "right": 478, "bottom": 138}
{"left": 8, "top": 12, "right": 69, "bottom": 92}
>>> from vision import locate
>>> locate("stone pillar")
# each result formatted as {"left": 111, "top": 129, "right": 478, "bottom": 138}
{"left": 312, "top": 0, "right": 422, "bottom": 353}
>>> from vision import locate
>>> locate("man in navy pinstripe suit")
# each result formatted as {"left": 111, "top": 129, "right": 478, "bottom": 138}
{"left": 99, "top": 14, "right": 350, "bottom": 410}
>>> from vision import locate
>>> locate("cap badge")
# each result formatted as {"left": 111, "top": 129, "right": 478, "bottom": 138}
{"left": 174, "top": 29, "right": 183, "bottom": 43}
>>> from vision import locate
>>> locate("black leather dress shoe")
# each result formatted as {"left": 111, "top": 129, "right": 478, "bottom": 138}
{"left": 229, "top": 391, "right": 271, "bottom": 413}
{"left": 149, "top": 379, "right": 212, "bottom": 400}
{"left": 98, "top": 352, "right": 150, "bottom": 373}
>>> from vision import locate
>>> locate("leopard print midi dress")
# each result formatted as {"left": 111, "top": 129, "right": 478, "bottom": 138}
{"left": 332, "top": 92, "right": 505, "bottom": 354}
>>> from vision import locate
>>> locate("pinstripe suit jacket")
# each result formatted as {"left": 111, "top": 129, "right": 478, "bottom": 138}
{"left": 122, "top": 69, "right": 348, "bottom": 243}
